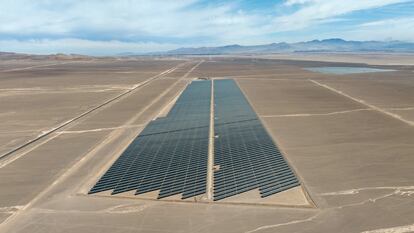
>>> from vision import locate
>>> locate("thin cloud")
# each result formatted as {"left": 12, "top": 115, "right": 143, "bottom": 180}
{"left": 348, "top": 17, "right": 414, "bottom": 41}
{"left": 273, "top": 0, "right": 410, "bottom": 31}
{"left": 1, "top": 0, "right": 414, "bottom": 54}
{"left": 0, "top": 1, "right": 262, "bottom": 41}
{"left": 284, "top": 0, "right": 314, "bottom": 6}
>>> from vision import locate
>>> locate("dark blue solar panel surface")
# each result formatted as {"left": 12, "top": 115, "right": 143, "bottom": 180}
{"left": 90, "top": 78, "right": 300, "bottom": 202}
{"left": 89, "top": 80, "right": 211, "bottom": 199}
{"left": 213, "top": 79, "right": 300, "bottom": 201}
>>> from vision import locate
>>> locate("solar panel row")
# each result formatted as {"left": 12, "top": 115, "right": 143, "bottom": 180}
{"left": 89, "top": 80, "right": 211, "bottom": 199}
{"left": 213, "top": 79, "right": 300, "bottom": 201}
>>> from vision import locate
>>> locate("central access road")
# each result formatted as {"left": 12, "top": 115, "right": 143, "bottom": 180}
{"left": 206, "top": 79, "right": 215, "bottom": 200}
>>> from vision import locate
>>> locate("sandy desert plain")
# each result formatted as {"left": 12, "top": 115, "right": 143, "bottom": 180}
{"left": 0, "top": 54, "right": 414, "bottom": 233}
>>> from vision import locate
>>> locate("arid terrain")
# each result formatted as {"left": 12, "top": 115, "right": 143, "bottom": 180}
{"left": 0, "top": 54, "right": 414, "bottom": 233}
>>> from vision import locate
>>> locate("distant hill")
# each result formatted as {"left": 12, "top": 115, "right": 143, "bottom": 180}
{"left": 0, "top": 51, "right": 91, "bottom": 60}
{"left": 156, "top": 39, "right": 414, "bottom": 55}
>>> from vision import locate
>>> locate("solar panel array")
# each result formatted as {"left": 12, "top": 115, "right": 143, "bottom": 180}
{"left": 89, "top": 80, "right": 211, "bottom": 199}
{"left": 213, "top": 79, "right": 300, "bottom": 201}
{"left": 89, "top": 78, "right": 300, "bottom": 201}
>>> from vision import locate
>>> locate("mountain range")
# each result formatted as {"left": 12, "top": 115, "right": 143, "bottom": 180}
{"left": 158, "top": 39, "right": 414, "bottom": 55}
{"left": 3, "top": 39, "right": 414, "bottom": 57}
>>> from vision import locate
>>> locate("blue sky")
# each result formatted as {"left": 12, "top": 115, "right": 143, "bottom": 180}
{"left": 1, "top": 0, "right": 414, "bottom": 55}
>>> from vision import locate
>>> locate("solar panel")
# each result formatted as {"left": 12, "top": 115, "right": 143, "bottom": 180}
{"left": 89, "top": 80, "right": 211, "bottom": 199}
{"left": 213, "top": 79, "right": 300, "bottom": 201}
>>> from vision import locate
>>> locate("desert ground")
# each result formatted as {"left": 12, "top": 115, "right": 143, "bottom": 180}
{"left": 254, "top": 52, "right": 414, "bottom": 66}
{"left": 0, "top": 54, "right": 414, "bottom": 233}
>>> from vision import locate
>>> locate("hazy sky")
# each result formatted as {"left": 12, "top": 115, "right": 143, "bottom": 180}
{"left": 1, "top": 0, "right": 414, "bottom": 55}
